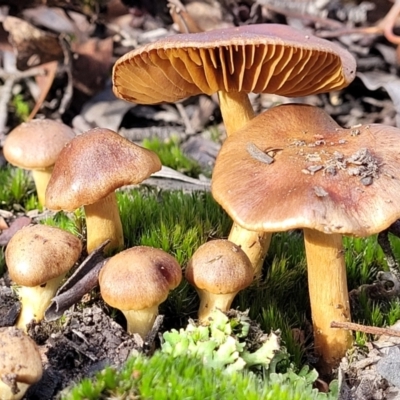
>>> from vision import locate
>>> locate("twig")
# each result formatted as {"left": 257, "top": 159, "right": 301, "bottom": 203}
{"left": 318, "top": 0, "right": 400, "bottom": 44}
{"left": 58, "top": 35, "right": 73, "bottom": 116}
{"left": 331, "top": 321, "right": 400, "bottom": 337}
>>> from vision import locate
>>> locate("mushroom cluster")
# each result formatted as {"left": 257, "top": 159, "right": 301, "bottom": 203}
{"left": 211, "top": 103, "right": 400, "bottom": 371}
{"left": 112, "top": 23, "right": 357, "bottom": 277}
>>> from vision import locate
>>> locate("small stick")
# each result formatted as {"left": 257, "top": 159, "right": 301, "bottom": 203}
{"left": 247, "top": 142, "right": 275, "bottom": 165}
{"left": 331, "top": 321, "right": 400, "bottom": 337}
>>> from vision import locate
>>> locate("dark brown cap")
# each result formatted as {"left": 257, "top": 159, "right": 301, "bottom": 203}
{"left": 45, "top": 127, "right": 161, "bottom": 211}
{"left": 99, "top": 246, "right": 182, "bottom": 311}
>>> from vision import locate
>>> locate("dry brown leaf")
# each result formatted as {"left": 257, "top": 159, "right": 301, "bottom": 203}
{"left": 28, "top": 60, "right": 59, "bottom": 120}
{"left": 71, "top": 37, "right": 114, "bottom": 96}
{"left": 0, "top": 216, "right": 32, "bottom": 247}
{"left": 3, "top": 16, "right": 63, "bottom": 70}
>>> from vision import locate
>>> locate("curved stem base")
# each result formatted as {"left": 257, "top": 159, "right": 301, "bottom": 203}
{"left": 122, "top": 306, "right": 159, "bottom": 339}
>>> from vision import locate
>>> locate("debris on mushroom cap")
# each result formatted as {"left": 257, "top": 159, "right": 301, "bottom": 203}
{"left": 113, "top": 24, "right": 356, "bottom": 104}
{"left": 185, "top": 239, "right": 253, "bottom": 294}
{"left": 99, "top": 246, "right": 182, "bottom": 311}
{"left": 45, "top": 127, "right": 162, "bottom": 211}
{"left": 3, "top": 119, "right": 75, "bottom": 170}
{"left": 0, "top": 326, "right": 42, "bottom": 399}
{"left": 6, "top": 224, "right": 82, "bottom": 287}
{"left": 212, "top": 103, "right": 400, "bottom": 237}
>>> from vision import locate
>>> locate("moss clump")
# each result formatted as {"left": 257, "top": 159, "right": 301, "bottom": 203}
{"left": 62, "top": 349, "right": 338, "bottom": 400}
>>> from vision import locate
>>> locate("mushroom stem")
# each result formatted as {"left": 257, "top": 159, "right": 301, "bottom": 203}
{"left": 16, "top": 274, "right": 66, "bottom": 331}
{"left": 31, "top": 167, "right": 53, "bottom": 206}
{"left": 228, "top": 223, "right": 271, "bottom": 279}
{"left": 84, "top": 192, "right": 124, "bottom": 254}
{"left": 303, "top": 228, "right": 353, "bottom": 374}
{"left": 218, "top": 91, "right": 271, "bottom": 277}
{"left": 122, "top": 306, "right": 159, "bottom": 339}
{"left": 197, "top": 290, "right": 237, "bottom": 323}
{"left": 218, "top": 91, "right": 255, "bottom": 136}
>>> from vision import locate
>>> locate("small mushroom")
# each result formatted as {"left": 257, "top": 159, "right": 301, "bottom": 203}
{"left": 185, "top": 239, "right": 253, "bottom": 322}
{"left": 212, "top": 103, "right": 400, "bottom": 372}
{"left": 99, "top": 246, "right": 182, "bottom": 338}
{"left": 0, "top": 327, "right": 42, "bottom": 400}
{"left": 113, "top": 23, "right": 356, "bottom": 277}
{"left": 45, "top": 127, "right": 161, "bottom": 253}
{"left": 3, "top": 119, "right": 75, "bottom": 205}
{"left": 5, "top": 224, "right": 82, "bottom": 330}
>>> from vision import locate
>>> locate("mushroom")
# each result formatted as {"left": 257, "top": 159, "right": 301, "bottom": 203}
{"left": 0, "top": 327, "right": 43, "bottom": 400}
{"left": 211, "top": 103, "right": 400, "bottom": 372}
{"left": 99, "top": 246, "right": 182, "bottom": 338}
{"left": 3, "top": 119, "right": 75, "bottom": 205}
{"left": 112, "top": 23, "right": 356, "bottom": 277}
{"left": 5, "top": 224, "right": 82, "bottom": 330}
{"left": 185, "top": 239, "right": 253, "bottom": 322}
{"left": 45, "top": 127, "right": 161, "bottom": 253}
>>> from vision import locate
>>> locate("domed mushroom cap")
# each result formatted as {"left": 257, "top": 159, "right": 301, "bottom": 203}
{"left": 212, "top": 104, "right": 400, "bottom": 237}
{"left": 0, "top": 327, "right": 42, "bottom": 393}
{"left": 45, "top": 127, "right": 162, "bottom": 211}
{"left": 3, "top": 119, "right": 75, "bottom": 170}
{"left": 113, "top": 24, "right": 356, "bottom": 104}
{"left": 6, "top": 224, "right": 82, "bottom": 287}
{"left": 185, "top": 239, "right": 253, "bottom": 294}
{"left": 99, "top": 246, "right": 182, "bottom": 311}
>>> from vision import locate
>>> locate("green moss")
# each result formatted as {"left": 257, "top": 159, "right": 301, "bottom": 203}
{"left": 62, "top": 350, "right": 337, "bottom": 400}
{"left": 0, "top": 167, "right": 37, "bottom": 210}
{"left": 142, "top": 136, "right": 202, "bottom": 177}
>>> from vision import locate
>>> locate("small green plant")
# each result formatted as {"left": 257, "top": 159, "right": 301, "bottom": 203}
{"left": 0, "top": 167, "right": 37, "bottom": 209}
{"left": 161, "top": 309, "right": 285, "bottom": 373}
{"left": 142, "top": 136, "right": 202, "bottom": 177}
{"left": 11, "top": 94, "right": 30, "bottom": 122}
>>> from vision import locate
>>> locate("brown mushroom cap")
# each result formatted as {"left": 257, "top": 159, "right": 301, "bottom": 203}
{"left": 185, "top": 239, "right": 253, "bottom": 294}
{"left": 6, "top": 224, "right": 82, "bottom": 287}
{"left": 212, "top": 104, "right": 400, "bottom": 237}
{"left": 99, "top": 246, "right": 182, "bottom": 311}
{"left": 0, "top": 327, "right": 42, "bottom": 390}
{"left": 113, "top": 24, "right": 356, "bottom": 104}
{"left": 45, "top": 127, "right": 162, "bottom": 211}
{"left": 3, "top": 119, "right": 75, "bottom": 170}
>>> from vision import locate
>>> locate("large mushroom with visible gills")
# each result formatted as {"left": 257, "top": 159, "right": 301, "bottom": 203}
{"left": 5, "top": 224, "right": 82, "bottom": 331}
{"left": 3, "top": 119, "right": 75, "bottom": 206}
{"left": 211, "top": 103, "right": 400, "bottom": 373}
{"left": 99, "top": 246, "right": 182, "bottom": 339}
{"left": 45, "top": 127, "right": 161, "bottom": 254}
{"left": 112, "top": 23, "right": 356, "bottom": 277}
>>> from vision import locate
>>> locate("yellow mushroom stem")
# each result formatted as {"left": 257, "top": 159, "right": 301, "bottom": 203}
{"left": 84, "top": 192, "right": 124, "bottom": 254}
{"left": 31, "top": 167, "right": 53, "bottom": 206}
{"left": 304, "top": 228, "right": 353, "bottom": 374}
{"left": 197, "top": 289, "right": 237, "bottom": 323}
{"left": 218, "top": 90, "right": 272, "bottom": 278}
{"left": 121, "top": 305, "right": 159, "bottom": 339}
{"left": 16, "top": 274, "right": 66, "bottom": 331}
